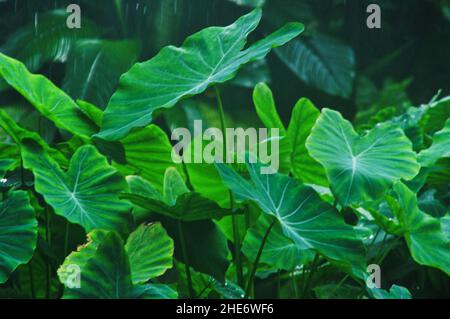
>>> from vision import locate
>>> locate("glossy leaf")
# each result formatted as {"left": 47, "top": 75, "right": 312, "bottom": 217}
{"left": 98, "top": 9, "right": 304, "bottom": 140}
{"left": 306, "top": 109, "right": 420, "bottom": 207}
{"left": 21, "top": 140, "right": 133, "bottom": 233}
{"left": 0, "top": 191, "right": 37, "bottom": 283}
{"left": 370, "top": 285, "right": 412, "bottom": 299}
{"left": 216, "top": 160, "right": 366, "bottom": 276}
{"left": 418, "top": 118, "right": 450, "bottom": 167}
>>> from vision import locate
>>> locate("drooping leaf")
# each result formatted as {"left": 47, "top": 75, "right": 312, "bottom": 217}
{"left": 0, "top": 53, "right": 97, "bottom": 138}
{"left": 0, "top": 109, "right": 68, "bottom": 167}
{"left": 216, "top": 160, "right": 366, "bottom": 277}
{"left": 63, "top": 40, "right": 140, "bottom": 108}
{"left": 125, "top": 223, "right": 174, "bottom": 284}
{"left": 0, "top": 191, "right": 37, "bottom": 284}
{"left": 370, "top": 285, "right": 412, "bottom": 299}
{"left": 21, "top": 140, "right": 133, "bottom": 234}
{"left": 287, "top": 98, "right": 327, "bottom": 186}
{"left": 98, "top": 9, "right": 304, "bottom": 140}
{"left": 275, "top": 35, "right": 355, "bottom": 98}
{"left": 306, "top": 109, "right": 420, "bottom": 207}
{"left": 418, "top": 118, "right": 450, "bottom": 167}
{"left": 392, "top": 182, "right": 450, "bottom": 275}
{"left": 242, "top": 214, "right": 314, "bottom": 271}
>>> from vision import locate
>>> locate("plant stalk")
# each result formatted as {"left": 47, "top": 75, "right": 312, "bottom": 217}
{"left": 244, "top": 219, "right": 276, "bottom": 298}
{"left": 177, "top": 219, "right": 194, "bottom": 298}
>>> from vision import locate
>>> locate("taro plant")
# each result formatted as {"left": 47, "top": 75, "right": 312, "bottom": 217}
{"left": 0, "top": 7, "right": 449, "bottom": 300}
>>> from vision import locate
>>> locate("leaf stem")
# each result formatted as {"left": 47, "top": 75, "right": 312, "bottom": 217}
{"left": 244, "top": 219, "right": 276, "bottom": 298}
{"left": 177, "top": 220, "right": 194, "bottom": 298}
{"left": 63, "top": 220, "right": 70, "bottom": 258}
{"left": 215, "top": 86, "right": 244, "bottom": 288}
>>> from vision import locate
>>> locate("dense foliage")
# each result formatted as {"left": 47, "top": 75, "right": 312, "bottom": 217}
{"left": 0, "top": 0, "right": 449, "bottom": 299}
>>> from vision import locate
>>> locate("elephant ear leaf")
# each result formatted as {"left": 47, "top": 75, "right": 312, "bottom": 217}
{"left": 125, "top": 223, "right": 174, "bottom": 285}
{"left": 392, "top": 182, "right": 450, "bottom": 275}
{"left": 21, "top": 139, "right": 133, "bottom": 234}
{"left": 0, "top": 191, "right": 38, "bottom": 284}
{"left": 215, "top": 160, "right": 366, "bottom": 277}
{"left": 418, "top": 118, "right": 450, "bottom": 167}
{"left": 0, "top": 53, "right": 97, "bottom": 138}
{"left": 370, "top": 285, "right": 412, "bottom": 299}
{"left": 306, "top": 109, "right": 420, "bottom": 207}
{"left": 98, "top": 9, "right": 304, "bottom": 140}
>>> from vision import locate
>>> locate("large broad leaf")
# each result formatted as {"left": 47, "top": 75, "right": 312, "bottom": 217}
{"left": 21, "top": 140, "right": 133, "bottom": 233}
{"left": 123, "top": 169, "right": 231, "bottom": 222}
{"left": 287, "top": 98, "right": 327, "bottom": 186}
{"left": 392, "top": 182, "right": 450, "bottom": 275}
{"left": 242, "top": 214, "right": 314, "bottom": 271}
{"left": 275, "top": 35, "right": 355, "bottom": 98}
{"left": 418, "top": 118, "right": 450, "bottom": 167}
{"left": 63, "top": 39, "right": 140, "bottom": 108}
{"left": 306, "top": 109, "right": 420, "bottom": 207}
{"left": 0, "top": 53, "right": 97, "bottom": 138}
{"left": 0, "top": 191, "right": 37, "bottom": 283}
{"left": 253, "top": 83, "right": 291, "bottom": 173}
{"left": 63, "top": 232, "right": 177, "bottom": 299}
{"left": 216, "top": 160, "right": 366, "bottom": 277}
{"left": 116, "top": 125, "right": 184, "bottom": 192}
{"left": 97, "top": 9, "right": 304, "bottom": 140}
{"left": 125, "top": 223, "right": 174, "bottom": 285}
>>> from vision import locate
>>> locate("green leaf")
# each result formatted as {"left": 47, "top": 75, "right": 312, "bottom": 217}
{"left": 58, "top": 230, "right": 109, "bottom": 287}
{"left": 275, "top": 35, "right": 355, "bottom": 98}
{"left": 21, "top": 140, "right": 133, "bottom": 233}
{"left": 370, "top": 285, "right": 412, "bottom": 299}
{"left": 63, "top": 40, "right": 140, "bottom": 108}
{"left": 124, "top": 170, "right": 232, "bottom": 222}
{"left": 242, "top": 214, "right": 314, "bottom": 271}
{"left": 287, "top": 98, "right": 328, "bottom": 186}
{"left": 0, "top": 109, "right": 68, "bottom": 167}
{"left": 76, "top": 100, "right": 103, "bottom": 127}
{"left": 63, "top": 232, "right": 176, "bottom": 299}
{"left": 253, "top": 83, "right": 291, "bottom": 173}
{"left": 216, "top": 160, "right": 366, "bottom": 277}
{"left": 125, "top": 223, "right": 174, "bottom": 284}
{"left": 418, "top": 118, "right": 450, "bottom": 167}
{"left": 0, "top": 191, "right": 38, "bottom": 283}
{"left": 392, "top": 182, "right": 450, "bottom": 275}
{"left": 228, "top": 0, "right": 266, "bottom": 7}
{"left": 306, "top": 109, "right": 420, "bottom": 207}
{"left": 0, "top": 53, "right": 97, "bottom": 138}
{"left": 117, "top": 125, "right": 184, "bottom": 192}
{"left": 98, "top": 9, "right": 304, "bottom": 140}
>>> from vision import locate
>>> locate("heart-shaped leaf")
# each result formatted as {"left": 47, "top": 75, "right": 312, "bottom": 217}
{"left": 392, "top": 182, "right": 450, "bottom": 275}
{"left": 0, "top": 191, "right": 38, "bottom": 283}
{"left": 21, "top": 140, "right": 133, "bottom": 233}
{"left": 216, "top": 160, "right": 366, "bottom": 277}
{"left": 98, "top": 9, "right": 304, "bottom": 140}
{"left": 306, "top": 109, "right": 420, "bottom": 207}
{"left": 0, "top": 53, "right": 97, "bottom": 138}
